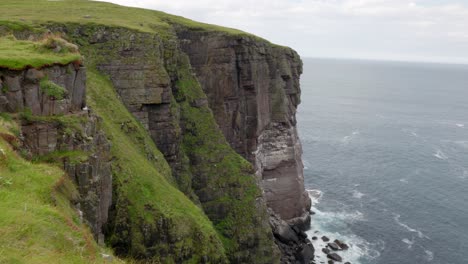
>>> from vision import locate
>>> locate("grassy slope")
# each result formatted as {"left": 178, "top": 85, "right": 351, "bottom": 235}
{"left": 0, "top": 1, "right": 283, "bottom": 262}
{"left": 0, "top": 36, "right": 81, "bottom": 70}
{"left": 0, "top": 118, "right": 122, "bottom": 264}
{"left": 86, "top": 70, "right": 227, "bottom": 262}
{"left": 0, "top": 0, "right": 256, "bottom": 38}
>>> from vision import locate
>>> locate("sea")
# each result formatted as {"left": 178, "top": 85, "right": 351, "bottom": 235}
{"left": 299, "top": 58, "right": 468, "bottom": 264}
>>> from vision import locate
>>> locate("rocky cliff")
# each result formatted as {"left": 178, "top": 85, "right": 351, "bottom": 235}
{"left": 1, "top": 1, "right": 313, "bottom": 263}
{"left": 177, "top": 30, "right": 312, "bottom": 227}
{"left": 0, "top": 61, "right": 113, "bottom": 241}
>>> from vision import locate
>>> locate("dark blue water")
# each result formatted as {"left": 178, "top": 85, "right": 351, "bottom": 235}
{"left": 299, "top": 58, "right": 468, "bottom": 264}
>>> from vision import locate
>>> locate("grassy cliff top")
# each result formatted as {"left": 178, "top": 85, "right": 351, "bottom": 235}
{"left": 0, "top": 36, "right": 81, "bottom": 70}
{"left": 0, "top": 0, "right": 256, "bottom": 38}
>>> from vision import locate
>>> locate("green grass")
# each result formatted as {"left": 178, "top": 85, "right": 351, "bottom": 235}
{"left": 86, "top": 70, "right": 227, "bottom": 262}
{"left": 40, "top": 77, "right": 68, "bottom": 100}
{"left": 0, "top": 36, "right": 81, "bottom": 70}
{"left": 0, "top": 0, "right": 264, "bottom": 40}
{"left": 0, "top": 117, "right": 122, "bottom": 264}
{"left": 173, "top": 60, "right": 279, "bottom": 263}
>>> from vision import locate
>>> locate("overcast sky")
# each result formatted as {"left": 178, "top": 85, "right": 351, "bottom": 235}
{"left": 104, "top": 0, "right": 468, "bottom": 64}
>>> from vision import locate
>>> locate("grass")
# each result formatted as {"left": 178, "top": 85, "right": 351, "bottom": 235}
{"left": 0, "top": 0, "right": 265, "bottom": 41}
{"left": 86, "top": 70, "right": 227, "bottom": 262}
{"left": 0, "top": 35, "right": 81, "bottom": 70}
{"left": 0, "top": 117, "right": 122, "bottom": 264}
{"left": 40, "top": 77, "right": 68, "bottom": 100}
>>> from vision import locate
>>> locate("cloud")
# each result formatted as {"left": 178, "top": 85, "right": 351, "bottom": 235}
{"left": 101, "top": 0, "right": 468, "bottom": 63}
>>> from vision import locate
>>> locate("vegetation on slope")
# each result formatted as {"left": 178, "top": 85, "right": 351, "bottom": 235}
{"left": 0, "top": 117, "right": 121, "bottom": 264}
{"left": 0, "top": 0, "right": 263, "bottom": 40}
{"left": 0, "top": 35, "right": 81, "bottom": 70}
{"left": 85, "top": 70, "right": 227, "bottom": 263}
{"left": 172, "top": 56, "right": 279, "bottom": 263}
{"left": 0, "top": 1, "right": 287, "bottom": 262}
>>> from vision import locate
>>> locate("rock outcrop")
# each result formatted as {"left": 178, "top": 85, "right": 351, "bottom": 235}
{"left": 177, "top": 31, "right": 311, "bottom": 227}
{"left": 0, "top": 64, "right": 112, "bottom": 242}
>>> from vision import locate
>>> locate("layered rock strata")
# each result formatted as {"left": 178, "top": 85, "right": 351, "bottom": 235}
{"left": 177, "top": 31, "right": 312, "bottom": 226}
{"left": 0, "top": 64, "right": 112, "bottom": 242}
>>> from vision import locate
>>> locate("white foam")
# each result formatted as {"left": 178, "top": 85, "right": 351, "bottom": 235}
{"left": 393, "top": 214, "right": 430, "bottom": 239}
{"left": 401, "top": 238, "right": 414, "bottom": 249}
{"left": 352, "top": 190, "right": 365, "bottom": 199}
{"left": 456, "top": 123, "right": 465, "bottom": 128}
{"left": 424, "top": 249, "right": 434, "bottom": 261}
{"left": 433, "top": 150, "right": 448, "bottom": 160}
{"left": 399, "top": 178, "right": 409, "bottom": 184}
{"left": 307, "top": 189, "right": 323, "bottom": 203}
{"left": 306, "top": 192, "right": 384, "bottom": 263}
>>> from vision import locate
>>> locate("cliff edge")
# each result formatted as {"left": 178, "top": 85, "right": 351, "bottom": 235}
{"left": 0, "top": 1, "right": 313, "bottom": 263}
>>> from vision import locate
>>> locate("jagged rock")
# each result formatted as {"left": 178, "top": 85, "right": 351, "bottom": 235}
{"left": 2, "top": 64, "right": 111, "bottom": 242}
{"left": 327, "top": 242, "right": 340, "bottom": 251}
{"left": 334, "top": 239, "right": 349, "bottom": 250}
{"left": 296, "top": 242, "right": 315, "bottom": 264}
{"left": 322, "top": 248, "right": 330, "bottom": 254}
{"left": 271, "top": 216, "right": 298, "bottom": 244}
{"left": 322, "top": 236, "right": 330, "bottom": 242}
{"left": 0, "top": 66, "right": 86, "bottom": 115}
{"left": 312, "top": 236, "right": 318, "bottom": 240}
{"left": 327, "top": 253, "right": 342, "bottom": 262}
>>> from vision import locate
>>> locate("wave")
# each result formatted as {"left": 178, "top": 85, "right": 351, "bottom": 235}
{"left": 306, "top": 205, "right": 380, "bottom": 264}
{"left": 307, "top": 189, "right": 323, "bottom": 203}
{"left": 401, "top": 237, "right": 414, "bottom": 249}
{"left": 352, "top": 190, "right": 365, "bottom": 199}
{"left": 456, "top": 123, "right": 465, "bottom": 128}
{"left": 433, "top": 150, "right": 448, "bottom": 160}
{"left": 341, "top": 130, "right": 360, "bottom": 144}
{"left": 393, "top": 214, "right": 430, "bottom": 239}
{"left": 399, "top": 178, "right": 409, "bottom": 184}
{"left": 425, "top": 249, "right": 434, "bottom": 261}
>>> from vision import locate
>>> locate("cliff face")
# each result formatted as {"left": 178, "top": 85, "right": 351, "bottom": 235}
{"left": 1, "top": 1, "right": 313, "bottom": 263}
{"left": 0, "top": 64, "right": 112, "bottom": 243}
{"left": 177, "top": 31, "right": 311, "bottom": 225}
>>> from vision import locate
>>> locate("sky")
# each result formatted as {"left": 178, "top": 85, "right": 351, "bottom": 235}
{"left": 103, "top": 0, "right": 468, "bottom": 64}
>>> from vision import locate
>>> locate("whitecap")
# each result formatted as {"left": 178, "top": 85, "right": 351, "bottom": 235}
{"left": 456, "top": 123, "right": 465, "bottom": 128}
{"left": 433, "top": 150, "right": 448, "bottom": 160}
{"left": 425, "top": 249, "right": 434, "bottom": 261}
{"left": 402, "top": 238, "right": 414, "bottom": 249}
{"left": 394, "top": 214, "right": 430, "bottom": 239}
{"left": 399, "top": 178, "right": 409, "bottom": 184}
{"left": 352, "top": 190, "right": 365, "bottom": 199}
{"left": 307, "top": 189, "right": 323, "bottom": 202}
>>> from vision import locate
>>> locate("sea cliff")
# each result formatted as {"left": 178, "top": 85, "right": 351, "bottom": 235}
{"left": 0, "top": 0, "right": 312, "bottom": 263}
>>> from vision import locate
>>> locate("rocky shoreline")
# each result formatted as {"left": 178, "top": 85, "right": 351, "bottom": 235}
{"left": 309, "top": 220, "right": 353, "bottom": 264}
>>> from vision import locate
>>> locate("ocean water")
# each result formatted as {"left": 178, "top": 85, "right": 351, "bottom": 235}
{"left": 299, "top": 58, "right": 468, "bottom": 264}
